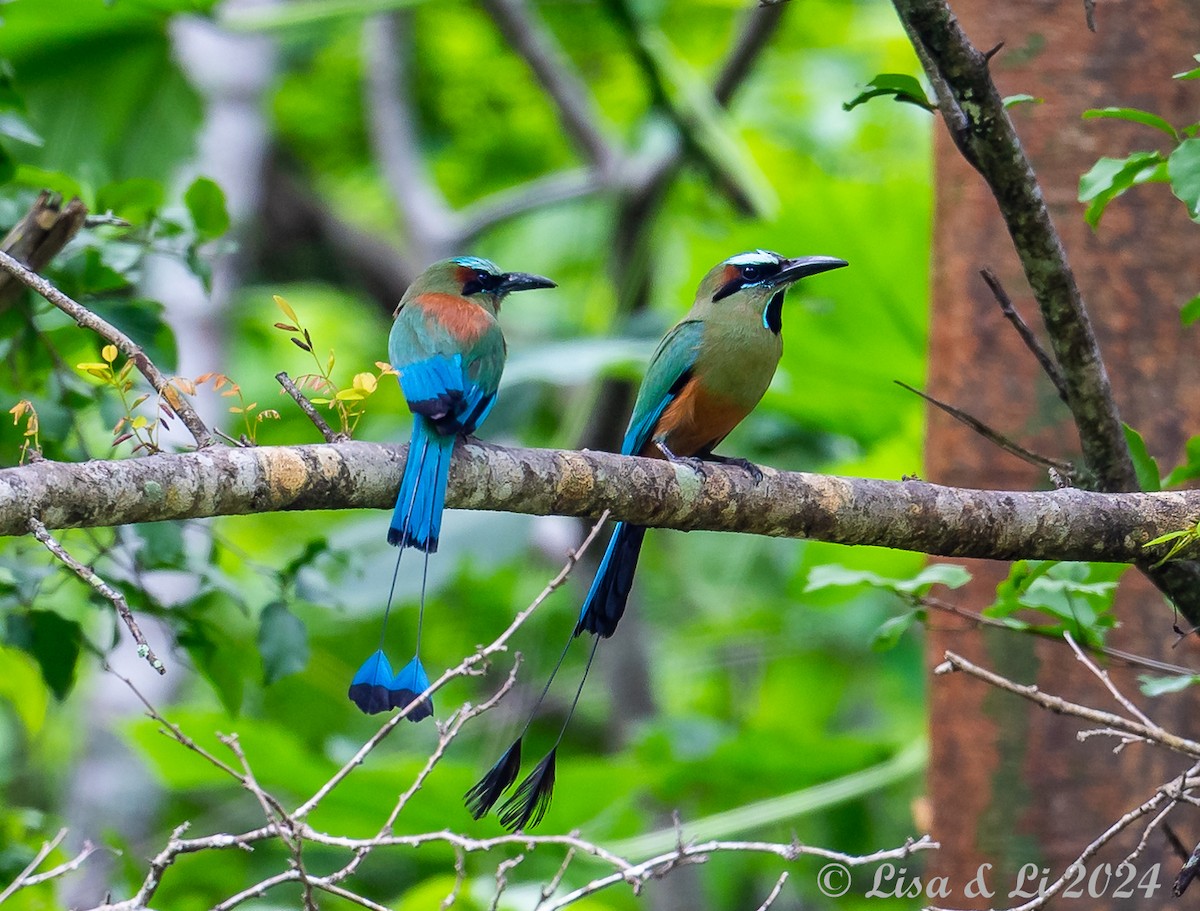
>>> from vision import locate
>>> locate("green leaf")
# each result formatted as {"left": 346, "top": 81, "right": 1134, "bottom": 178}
{"left": 87, "top": 299, "right": 178, "bottom": 373}
{"left": 805, "top": 563, "right": 970, "bottom": 596}
{"left": 221, "top": 0, "right": 428, "bottom": 31}
{"left": 1138, "top": 674, "right": 1200, "bottom": 696}
{"left": 1180, "top": 295, "right": 1200, "bottom": 326}
{"left": 986, "top": 562, "right": 1124, "bottom": 645}
{"left": 12, "top": 166, "right": 89, "bottom": 205}
{"left": 871, "top": 610, "right": 917, "bottom": 651}
{"left": 184, "top": 176, "right": 230, "bottom": 240}
{"left": 1164, "top": 435, "right": 1200, "bottom": 487}
{"left": 1078, "top": 153, "right": 1168, "bottom": 227}
{"left": 1083, "top": 107, "right": 1178, "bottom": 139}
{"left": 844, "top": 73, "right": 936, "bottom": 113}
{"left": 1168, "top": 138, "right": 1200, "bottom": 222}
{"left": 177, "top": 599, "right": 250, "bottom": 716}
{"left": 257, "top": 602, "right": 309, "bottom": 685}
{"left": 135, "top": 522, "right": 185, "bottom": 570}
{"left": 0, "top": 111, "right": 42, "bottom": 146}
{"left": 1174, "top": 55, "right": 1200, "bottom": 80}
{"left": 1003, "top": 94, "right": 1043, "bottom": 109}
{"left": 1144, "top": 528, "right": 1193, "bottom": 548}
{"left": 1123, "top": 422, "right": 1161, "bottom": 491}
{"left": 0, "top": 645, "right": 49, "bottom": 736}
{"left": 97, "top": 178, "right": 165, "bottom": 225}
{"left": 5, "top": 610, "right": 82, "bottom": 701}
{"left": 0, "top": 144, "right": 14, "bottom": 186}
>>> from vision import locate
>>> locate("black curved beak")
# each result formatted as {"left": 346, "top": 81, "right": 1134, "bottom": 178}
{"left": 770, "top": 255, "right": 849, "bottom": 286}
{"left": 498, "top": 272, "right": 556, "bottom": 294}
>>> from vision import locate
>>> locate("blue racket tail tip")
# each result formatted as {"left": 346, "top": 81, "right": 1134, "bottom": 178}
{"left": 348, "top": 649, "right": 396, "bottom": 715}
{"left": 390, "top": 656, "right": 434, "bottom": 722}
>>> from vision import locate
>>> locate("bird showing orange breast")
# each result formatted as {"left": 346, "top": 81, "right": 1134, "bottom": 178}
{"left": 643, "top": 374, "right": 751, "bottom": 457}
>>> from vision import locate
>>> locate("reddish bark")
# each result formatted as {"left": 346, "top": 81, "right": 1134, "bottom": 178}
{"left": 926, "top": 1, "right": 1200, "bottom": 904}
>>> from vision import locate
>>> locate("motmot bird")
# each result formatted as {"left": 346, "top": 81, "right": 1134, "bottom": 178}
{"left": 349, "top": 257, "right": 555, "bottom": 719}
{"left": 465, "top": 249, "right": 848, "bottom": 830}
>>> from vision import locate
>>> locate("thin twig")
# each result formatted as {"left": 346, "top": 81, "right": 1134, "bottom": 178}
{"left": 1083, "top": 0, "right": 1097, "bottom": 31}
{"left": 335, "top": 662, "right": 524, "bottom": 880}
{"left": 920, "top": 595, "right": 1199, "bottom": 676}
{"left": 440, "top": 846, "right": 467, "bottom": 910}
{"left": 980, "top": 268, "right": 1069, "bottom": 403}
{"left": 1062, "top": 630, "right": 1157, "bottom": 728}
{"left": 534, "top": 846, "right": 578, "bottom": 910}
{"left": 0, "top": 249, "right": 213, "bottom": 448}
{"left": 489, "top": 854, "right": 526, "bottom": 911}
{"left": 362, "top": 12, "right": 460, "bottom": 260}
{"left": 544, "top": 835, "right": 938, "bottom": 910}
{"left": 929, "top": 787, "right": 1175, "bottom": 911}
{"left": 479, "top": 0, "right": 617, "bottom": 172}
{"left": 29, "top": 517, "right": 165, "bottom": 675}
{"left": 895, "top": 381, "right": 1074, "bottom": 474}
{"left": 292, "top": 510, "right": 610, "bottom": 821}
{"left": 0, "top": 828, "right": 67, "bottom": 903}
{"left": 753, "top": 871, "right": 789, "bottom": 911}
{"left": 936, "top": 650, "right": 1200, "bottom": 757}
{"left": 275, "top": 371, "right": 342, "bottom": 442}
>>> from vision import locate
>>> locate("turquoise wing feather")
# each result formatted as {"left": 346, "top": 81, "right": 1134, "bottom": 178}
{"left": 621, "top": 320, "right": 704, "bottom": 455}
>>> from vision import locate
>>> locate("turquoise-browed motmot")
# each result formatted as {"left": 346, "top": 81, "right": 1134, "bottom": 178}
{"left": 466, "top": 249, "right": 848, "bottom": 829}
{"left": 349, "top": 256, "right": 555, "bottom": 719}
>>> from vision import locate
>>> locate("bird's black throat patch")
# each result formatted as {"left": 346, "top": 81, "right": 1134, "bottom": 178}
{"left": 762, "top": 290, "right": 785, "bottom": 334}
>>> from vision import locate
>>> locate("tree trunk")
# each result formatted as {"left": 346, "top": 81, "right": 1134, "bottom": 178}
{"left": 926, "top": 1, "right": 1200, "bottom": 904}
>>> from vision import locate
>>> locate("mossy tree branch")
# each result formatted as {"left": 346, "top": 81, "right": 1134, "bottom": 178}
{"left": 3, "top": 441, "right": 1200, "bottom": 568}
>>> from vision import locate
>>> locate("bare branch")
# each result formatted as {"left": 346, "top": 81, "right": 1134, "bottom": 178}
{"left": 479, "top": 0, "right": 617, "bottom": 172}
{"left": 712, "top": 3, "right": 788, "bottom": 106}
{"left": 892, "top": 0, "right": 1133, "bottom": 491}
{"left": 935, "top": 650, "right": 1200, "bottom": 758}
{"left": 7, "top": 442, "right": 1200, "bottom": 571}
{"left": 0, "top": 828, "right": 67, "bottom": 903}
{"left": 362, "top": 13, "right": 461, "bottom": 260}
{"left": 979, "top": 267, "right": 1069, "bottom": 403}
{"left": 29, "top": 517, "right": 166, "bottom": 675}
{"left": 895, "top": 380, "right": 1074, "bottom": 474}
{"left": 458, "top": 168, "right": 611, "bottom": 240}
{"left": 544, "top": 835, "right": 937, "bottom": 910}
{"left": 921, "top": 596, "right": 1198, "bottom": 677}
{"left": 292, "top": 511, "right": 608, "bottom": 822}
{"left": 929, "top": 783, "right": 1178, "bottom": 911}
{"left": 0, "top": 250, "right": 214, "bottom": 448}
{"left": 1062, "top": 630, "right": 1156, "bottom": 728}
{"left": 275, "top": 371, "right": 343, "bottom": 443}
{"left": 753, "top": 871, "right": 789, "bottom": 911}
{"left": 0, "top": 191, "right": 88, "bottom": 309}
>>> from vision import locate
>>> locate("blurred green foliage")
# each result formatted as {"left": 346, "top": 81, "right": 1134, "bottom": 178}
{"left": 0, "top": 0, "right": 941, "bottom": 908}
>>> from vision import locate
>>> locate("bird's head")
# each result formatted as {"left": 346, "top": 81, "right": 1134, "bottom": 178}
{"left": 694, "top": 250, "right": 848, "bottom": 333}
{"left": 401, "top": 256, "right": 556, "bottom": 314}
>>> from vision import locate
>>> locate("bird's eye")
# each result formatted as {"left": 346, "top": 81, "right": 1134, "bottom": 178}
{"left": 475, "top": 270, "right": 491, "bottom": 283}
{"left": 741, "top": 265, "right": 760, "bottom": 281}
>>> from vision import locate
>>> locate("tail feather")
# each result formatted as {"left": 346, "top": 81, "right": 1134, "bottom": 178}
{"left": 389, "top": 419, "right": 455, "bottom": 552}
{"left": 575, "top": 522, "right": 646, "bottom": 637}
{"left": 348, "top": 649, "right": 396, "bottom": 715}
{"left": 390, "top": 656, "right": 433, "bottom": 722}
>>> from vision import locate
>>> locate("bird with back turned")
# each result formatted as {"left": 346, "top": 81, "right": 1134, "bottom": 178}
{"left": 348, "top": 256, "right": 556, "bottom": 720}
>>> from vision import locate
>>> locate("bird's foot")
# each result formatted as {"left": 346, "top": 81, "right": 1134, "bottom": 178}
{"left": 657, "top": 441, "right": 708, "bottom": 477}
{"left": 700, "top": 453, "right": 764, "bottom": 483}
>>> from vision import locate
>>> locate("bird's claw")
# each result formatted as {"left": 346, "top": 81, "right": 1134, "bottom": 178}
{"left": 725, "top": 457, "right": 764, "bottom": 484}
